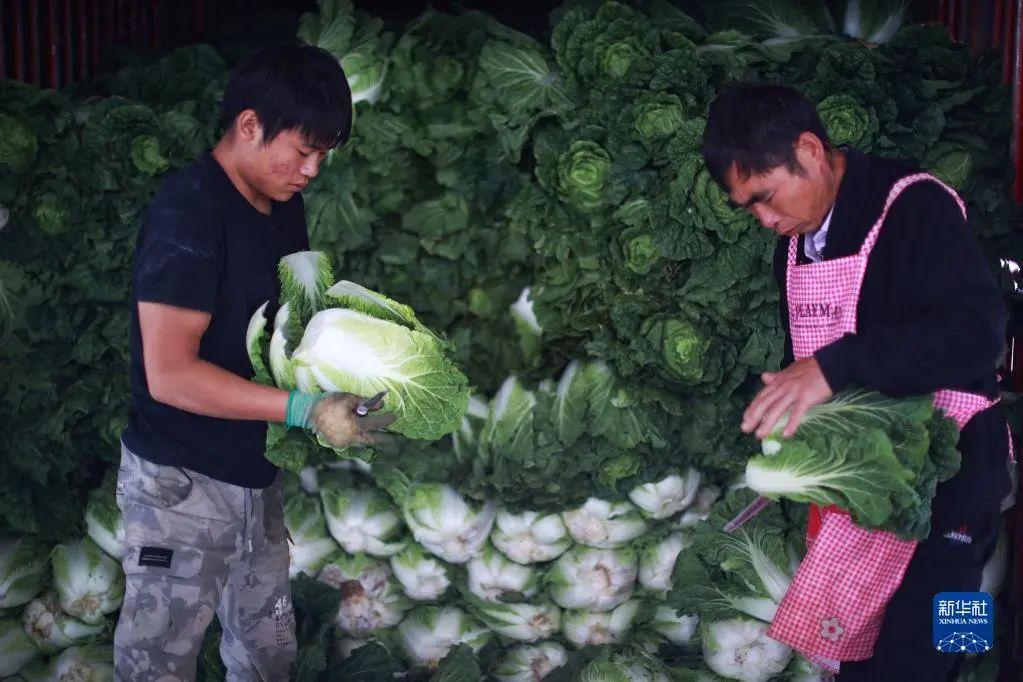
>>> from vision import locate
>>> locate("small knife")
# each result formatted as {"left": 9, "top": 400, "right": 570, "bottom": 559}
{"left": 355, "top": 391, "right": 388, "bottom": 416}
{"left": 723, "top": 495, "right": 773, "bottom": 533}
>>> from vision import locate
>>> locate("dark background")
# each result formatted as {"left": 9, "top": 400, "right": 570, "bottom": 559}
{"left": 0, "top": 0, "right": 963, "bottom": 88}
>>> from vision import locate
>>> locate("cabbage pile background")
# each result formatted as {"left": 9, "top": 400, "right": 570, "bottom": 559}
{"left": 0, "top": 0, "right": 1019, "bottom": 679}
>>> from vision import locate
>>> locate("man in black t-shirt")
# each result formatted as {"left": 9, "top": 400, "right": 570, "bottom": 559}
{"left": 114, "top": 45, "right": 393, "bottom": 680}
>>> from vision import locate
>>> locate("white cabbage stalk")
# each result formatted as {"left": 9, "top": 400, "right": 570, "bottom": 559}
{"left": 402, "top": 483, "right": 495, "bottom": 564}
{"left": 492, "top": 642, "right": 569, "bottom": 681}
{"left": 652, "top": 605, "right": 699, "bottom": 646}
{"left": 390, "top": 543, "right": 450, "bottom": 601}
{"left": 474, "top": 600, "right": 561, "bottom": 642}
{"left": 491, "top": 510, "right": 571, "bottom": 564}
{"left": 549, "top": 546, "right": 637, "bottom": 612}
{"left": 23, "top": 591, "right": 105, "bottom": 655}
{"left": 84, "top": 486, "right": 124, "bottom": 560}
{"left": 677, "top": 485, "right": 722, "bottom": 528}
{"left": 453, "top": 394, "right": 491, "bottom": 460}
{"left": 280, "top": 250, "right": 333, "bottom": 314}
{"left": 466, "top": 394, "right": 490, "bottom": 420}
{"left": 467, "top": 544, "right": 538, "bottom": 602}
{"left": 0, "top": 538, "right": 50, "bottom": 609}
{"left": 270, "top": 303, "right": 298, "bottom": 390}
{"left": 639, "top": 532, "right": 691, "bottom": 594}
{"left": 284, "top": 492, "right": 340, "bottom": 579}
{"left": 321, "top": 485, "right": 406, "bottom": 557}
{"left": 52, "top": 539, "right": 124, "bottom": 625}
{"left": 396, "top": 606, "right": 492, "bottom": 670}
{"left": 341, "top": 48, "right": 388, "bottom": 105}
{"left": 562, "top": 498, "right": 648, "bottom": 549}
{"left": 0, "top": 617, "right": 40, "bottom": 677}
{"left": 317, "top": 553, "right": 410, "bottom": 638}
{"left": 562, "top": 600, "right": 641, "bottom": 649}
{"left": 628, "top": 469, "right": 702, "bottom": 520}
{"left": 53, "top": 645, "right": 114, "bottom": 681}
{"left": 702, "top": 618, "right": 792, "bottom": 682}
{"left": 725, "top": 529, "right": 792, "bottom": 606}
{"left": 299, "top": 466, "right": 321, "bottom": 494}
{"left": 452, "top": 415, "right": 478, "bottom": 461}
{"left": 511, "top": 287, "right": 542, "bottom": 335}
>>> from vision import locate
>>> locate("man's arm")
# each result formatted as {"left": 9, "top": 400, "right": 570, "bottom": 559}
{"left": 139, "top": 301, "right": 289, "bottom": 421}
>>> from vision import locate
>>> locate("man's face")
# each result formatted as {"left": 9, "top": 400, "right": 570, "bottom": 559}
{"left": 723, "top": 136, "right": 833, "bottom": 238}
{"left": 242, "top": 126, "right": 329, "bottom": 202}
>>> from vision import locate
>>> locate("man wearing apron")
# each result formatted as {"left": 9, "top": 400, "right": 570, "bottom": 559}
{"left": 702, "top": 83, "right": 1012, "bottom": 679}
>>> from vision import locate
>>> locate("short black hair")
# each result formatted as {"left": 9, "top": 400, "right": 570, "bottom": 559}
{"left": 702, "top": 83, "right": 831, "bottom": 191}
{"left": 219, "top": 44, "right": 353, "bottom": 149}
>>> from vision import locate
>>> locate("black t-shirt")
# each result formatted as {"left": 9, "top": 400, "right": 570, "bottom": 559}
{"left": 122, "top": 152, "right": 309, "bottom": 488}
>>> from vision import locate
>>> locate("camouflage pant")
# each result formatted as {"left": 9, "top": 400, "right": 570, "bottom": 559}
{"left": 114, "top": 444, "right": 297, "bottom": 681}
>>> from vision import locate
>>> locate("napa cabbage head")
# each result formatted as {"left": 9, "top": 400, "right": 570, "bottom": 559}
{"left": 130, "top": 134, "right": 170, "bottom": 175}
{"left": 85, "top": 475, "right": 124, "bottom": 559}
{"left": 562, "top": 600, "right": 642, "bottom": 649}
{"left": 0, "top": 114, "right": 38, "bottom": 170}
{"left": 702, "top": 617, "right": 792, "bottom": 682}
{"left": 401, "top": 483, "right": 495, "bottom": 564}
{"left": 389, "top": 543, "right": 450, "bottom": 601}
{"left": 291, "top": 307, "right": 469, "bottom": 440}
{"left": 467, "top": 544, "right": 539, "bottom": 602}
{"left": 469, "top": 596, "right": 562, "bottom": 643}
{"left": 321, "top": 483, "right": 406, "bottom": 557}
{"left": 629, "top": 469, "right": 702, "bottom": 520}
{"left": 562, "top": 498, "right": 648, "bottom": 549}
{"left": 0, "top": 617, "right": 41, "bottom": 677}
{"left": 22, "top": 591, "right": 105, "bottom": 655}
{"left": 396, "top": 606, "right": 492, "bottom": 670}
{"left": 52, "top": 539, "right": 124, "bottom": 625}
{"left": 816, "top": 94, "right": 879, "bottom": 149}
{"left": 491, "top": 509, "right": 571, "bottom": 564}
{"left": 316, "top": 553, "right": 410, "bottom": 637}
{"left": 548, "top": 546, "right": 637, "bottom": 612}
{"left": 633, "top": 94, "right": 685, "bottom": 140}
{"left": 284, "top": 491, "right": 340, "bottom": 578}
{"left": 492, "top": 643, "right": 569, "bottom": 682}
{"left": 0, "top": 538, "right": 50, "bottom": 609}
{"left": 556, "top": 141, "right": 611, "bottom": 212}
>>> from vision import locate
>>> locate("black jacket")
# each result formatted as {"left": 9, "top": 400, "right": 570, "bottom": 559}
{"left": 772, "top": 148, "right": 1010, "bottom": 563}
{"left": 773, "top": 148, "right": 1006, "bottom": 399}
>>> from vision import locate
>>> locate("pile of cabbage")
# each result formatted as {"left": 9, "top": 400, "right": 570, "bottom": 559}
{"left": 0, "top": 476, "right": 124, "bottom": 680}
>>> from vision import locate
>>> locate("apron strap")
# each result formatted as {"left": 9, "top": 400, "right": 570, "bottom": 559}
{"left": 787, "top": 232, "right": 799, "bottom": 265}
{"left": 859, "top": 173, "right": 968, "bottom": 258}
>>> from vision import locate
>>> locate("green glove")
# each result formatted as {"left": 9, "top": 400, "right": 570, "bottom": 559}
{"left": 286, "top": 391, "right": 322, "bottom": 429}
{"left": 286, "top": 391, "right": 396, "bottom": 448}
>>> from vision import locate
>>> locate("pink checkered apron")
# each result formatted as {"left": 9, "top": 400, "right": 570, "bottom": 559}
{"left": 766, "top": 173, "right": 1007, "bottom": 673}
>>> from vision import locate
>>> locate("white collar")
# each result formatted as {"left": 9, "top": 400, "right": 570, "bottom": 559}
{"left": 804, "top": 206, "right": 835, "bottom": 263}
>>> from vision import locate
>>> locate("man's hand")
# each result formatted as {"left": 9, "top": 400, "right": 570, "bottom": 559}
{"left": 288, "top": 392, "right": 397, "bottom": 448}
{"left": 742, "top": 357, "right": 833, "bottom": 440}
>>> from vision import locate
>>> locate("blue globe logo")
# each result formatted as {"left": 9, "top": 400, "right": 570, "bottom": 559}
{"left": 936, "top": 632, "right": 991, "bottom": 653}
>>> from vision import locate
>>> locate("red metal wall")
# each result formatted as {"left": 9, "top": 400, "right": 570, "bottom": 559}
{"left": 0, "top": 0, "right": 316, "bottom": 88}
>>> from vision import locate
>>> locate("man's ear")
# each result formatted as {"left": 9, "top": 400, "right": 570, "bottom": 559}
{"left": 234, "top": 109, "right": 264, "bottom": 145}
{"left": 793, "top": 131, "right": 827, "bottom": 173}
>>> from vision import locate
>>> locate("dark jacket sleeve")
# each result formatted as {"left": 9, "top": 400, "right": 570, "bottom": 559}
{"left": 814, "top": 183, "right": 1006, "bottom": 396}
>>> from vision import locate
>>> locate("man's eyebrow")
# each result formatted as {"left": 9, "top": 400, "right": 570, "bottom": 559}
{"left": 729, "top": 191, "right": 768, "bottom": 210}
